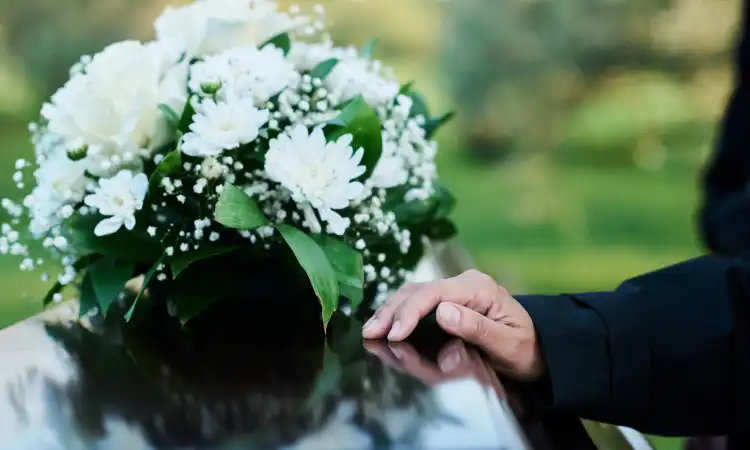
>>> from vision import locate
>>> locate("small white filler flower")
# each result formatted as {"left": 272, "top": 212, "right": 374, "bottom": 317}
{"left": 84, "top": 170, "right": 149, "bottom": 236}
{"left": 265, "top": 124, "right": 365, "bottom": 235}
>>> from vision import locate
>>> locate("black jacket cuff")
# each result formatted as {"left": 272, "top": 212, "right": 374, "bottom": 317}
{"left": 515, "top": 294, "right": 612, "bottom": 412}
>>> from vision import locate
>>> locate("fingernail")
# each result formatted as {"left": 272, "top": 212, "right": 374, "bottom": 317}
{"left": 438, "top": 303, "right": 461, "bottom": 327}
{"left": 362, "top": 317, "right": 378, "bottom": 336}
{"left": 387, "top": 320, "right": 402, "bottom": 340}
{"left": 439, "top": 347, "right": 462, "bottom": 372}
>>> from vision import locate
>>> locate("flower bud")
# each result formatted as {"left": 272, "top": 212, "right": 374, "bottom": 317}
{"left": 200, "top": 80, "right": 222, "bottom": 95}
{"left": 66, "top": 142, "right": 88, "bottom": 161}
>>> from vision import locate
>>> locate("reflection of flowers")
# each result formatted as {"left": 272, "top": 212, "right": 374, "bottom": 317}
{"left": 13, "top": 309, "right": 464, "bottom": 450}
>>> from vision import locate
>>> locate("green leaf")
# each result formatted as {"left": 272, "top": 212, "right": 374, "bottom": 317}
{"left": 42, "top": 254, "right": 102, "bottom": 307}
{"left": 361, "top": 38, "right": 377, "bottom": 58}
{"left": 408, "top": 90, "right": 430, "bottom": 119}
{"left": 310, "top": 58, "right": 339, "bottom": 80}
{"left": 158, "top": 104, "right": 181, "bottom": 129}
{"left": 89, "top": 258, "right": 135, "bottom": 316}
{"left": 262, "top": 32, "right": 291, "bottom": 55}
{"left": 67, "top": 215, "right": 163, "bottom": 263}
{"left": 315, "top": 236, "right": 365, "bottom": 312}
{"left": 78, "top": 270, "right": 98, "bottom": 318}
{"left": 124, "top": 256, "right": 164, "bottom": 322}
{"left": 424, "top": 111, "right": 456, "bottom": 139}
{"left": 148, "top": 150, "right": 182, "bottom": 195}
{"left": 178, "top": 96, "right": 196, "bottom": 134}
{"left": 399, "top": 81, "right": 415, "bottom": 95}
{"left": 170, "top": 244, "right": 241, "bottom": 279}
{"left": 276, "top": 224, "right": 339, "bottom": 329}
{"left": 433, "top": 183, "right": 457, "bottom": 219}
{"left": 391, "top": 198, "right": 438, "bottom": 226}
{"left": 328, "top": 96, "right": 383, "bottom": 180}
{"left": 424, "top": 218, "right": 458, "bottom": 241}
{"left": 214, "top": 183, "right": 268, "bottom": 230}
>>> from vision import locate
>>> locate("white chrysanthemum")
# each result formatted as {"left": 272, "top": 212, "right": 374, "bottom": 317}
{"left": 25, "top": 150, "right": 88, "bottom": 236}
{"left": 189, "top": 44, "right": 299, "bottom": 104}
{"left": 181, "top": 97, "right": 270, "bottom": 157}
{"left": 83, "top": 170, "right": 148, "bottom": 236}
{"left": 327, "top": 58, "right": 400, "bottom": 107}
{"left": 41, "top": 40, "right": 187, "bottom": 176}
{"left": 288, "top": 41, "right": 346, "bottom": 71}
{"left": 265, "top": 125, "right": 365, "bottom": 235}
{"left": 155, "top": 0, "right": 307, "bottom": 58}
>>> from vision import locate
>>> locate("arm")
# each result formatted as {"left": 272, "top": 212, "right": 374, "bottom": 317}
{"left": 698, "top": 0, "right": 750, "bottom": 255}
{"left": 517, "top": 255, "right": 750, "bottom": 436}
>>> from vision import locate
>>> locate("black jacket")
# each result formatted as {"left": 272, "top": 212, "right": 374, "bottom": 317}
{"left": 517, "top": 1, "right": 750, "bottom": 444}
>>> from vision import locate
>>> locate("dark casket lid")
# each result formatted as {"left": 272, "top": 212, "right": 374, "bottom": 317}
{"left": 0, "top": 246, "right": 647, "bottom": 449}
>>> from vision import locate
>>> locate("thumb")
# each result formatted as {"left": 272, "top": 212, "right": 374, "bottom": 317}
{"left": 436, "top": 302, "right": 511, "bottom": 363}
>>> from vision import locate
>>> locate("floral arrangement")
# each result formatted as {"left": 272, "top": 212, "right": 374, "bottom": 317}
{"left": 2, "top": 0, "right": 456, "bottom": 329}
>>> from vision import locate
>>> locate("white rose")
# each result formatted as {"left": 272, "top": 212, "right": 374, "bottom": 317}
{"left": 41, "top": 40, "right": 187, "bottom": 176}
{"left": 155, "top": 0, "right": 306, "bottom": 58}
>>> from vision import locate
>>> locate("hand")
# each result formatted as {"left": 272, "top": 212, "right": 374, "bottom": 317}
{"left": 362, "top": 270, "right": 545, "bottom": 381}
{"left": 363, "top": 339, "right": 506, "bottom": 397}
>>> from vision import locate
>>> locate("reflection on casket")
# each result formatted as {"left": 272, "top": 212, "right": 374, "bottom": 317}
{"left": 0, "top": 243, "right": 648, "bottom": 449}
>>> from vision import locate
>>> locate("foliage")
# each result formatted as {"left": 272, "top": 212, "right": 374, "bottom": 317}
{"left": 436, "top": 0, "right": 728, "bottom": 166}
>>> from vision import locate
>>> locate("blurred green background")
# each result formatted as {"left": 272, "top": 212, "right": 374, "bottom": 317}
{"left": 0, "top": 1, "right": 742, "bottom": 447}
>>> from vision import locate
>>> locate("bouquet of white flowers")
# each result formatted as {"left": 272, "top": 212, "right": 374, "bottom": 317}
{"left": 3, "top": 0, "right": 456, "bottom": 329}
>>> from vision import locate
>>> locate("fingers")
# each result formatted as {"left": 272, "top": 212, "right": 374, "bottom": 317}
{"left": 362, "top": 282, "right": 422, "bottom": 339}
{"left": 366, "top": 270, "right": 504, "bottom": 341}
{"left": 436, "top": 303, "right": 516, "bottom": 370}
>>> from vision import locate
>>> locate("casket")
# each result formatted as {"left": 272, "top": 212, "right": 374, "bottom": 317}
{"left": 0, "top": 242, "right": 654, "bottom": 449}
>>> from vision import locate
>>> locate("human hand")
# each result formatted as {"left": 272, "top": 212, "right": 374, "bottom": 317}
{"left": 362, "top": 270, "right": 545, "bottom": 381}
{"left": 363, "top": 338, "right": 506, "bottom": 397}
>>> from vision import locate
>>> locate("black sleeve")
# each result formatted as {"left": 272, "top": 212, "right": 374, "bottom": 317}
{"left": 516, "top": 255, "right": 750, "bottom": 437}
{"left": 698, "top": 0, "right": 750, "bottom": 255}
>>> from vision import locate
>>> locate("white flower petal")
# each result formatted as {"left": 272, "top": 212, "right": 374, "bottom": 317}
{"left": 94, "top": 216, "right": 124, "bottom": 236}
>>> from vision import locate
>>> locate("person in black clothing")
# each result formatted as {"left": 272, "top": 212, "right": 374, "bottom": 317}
{"left": 363, "top": 2, "right": 750, "bottom": 446}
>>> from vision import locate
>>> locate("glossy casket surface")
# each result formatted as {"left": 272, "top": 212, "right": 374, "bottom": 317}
{"left": 0, "top": 245, "right": 647, "bottom": 449}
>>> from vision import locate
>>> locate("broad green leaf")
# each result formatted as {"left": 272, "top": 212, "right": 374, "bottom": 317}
{"left": 148, "top": 150, "right": 182, "bottom": 195}
{"left": 338, "top": 284, "right": 363, "bottom": 313}
{"left": 214, "top": 183, "right": 268, "bottom": 229}
{"left": 310, "top": 58, "right": 339, "bottom": 80}
{"left": 170, "top": 244, "right": 241, "bottom": 279}
{"left": 315, "top": 236, "right": 365, "bottom": 312}
{"left": 124, "top": 256, "right": 164, "bottom": 322}
{"left": 158, "top": 104, "right": 181, "bottom": 129}
{"left": 391, "top": 198, "right": 438, "bottom": 226}
{"left": 89, "top": 258, "right": 135, "bottom": 316}
{"left": 433, "top": 183, "right": 457, "bottom": 219}
{"left": 42, "top": 254, "right": 101, "bottom": 307}
{"left": 424, "top": 111, "right": 456, "bottom": 139}
{"left": 408, "top": 90, "right": 430, "bottom": 119}
{"left": 178, "top": 96, "right": 196, "bottom": 134}
{"left": 424, "top": 218, "right": 458, "bottom": 241}
{"left": 361, "top": 38, "right": 377, "bottom": 58}
{"left": 276, "top": 224, "right": 339, "bottom": 330}
{"left": 67, "top": 215, "right": 163, "bottom": 263}
{"left": 328, "top": 96, "right": 383, "bottom": 180}
{"left": 78, "top": 271, "right": 98, "bottom": 318}
{"left": 262, "top": 32, "right": 291, "bottom": 55}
